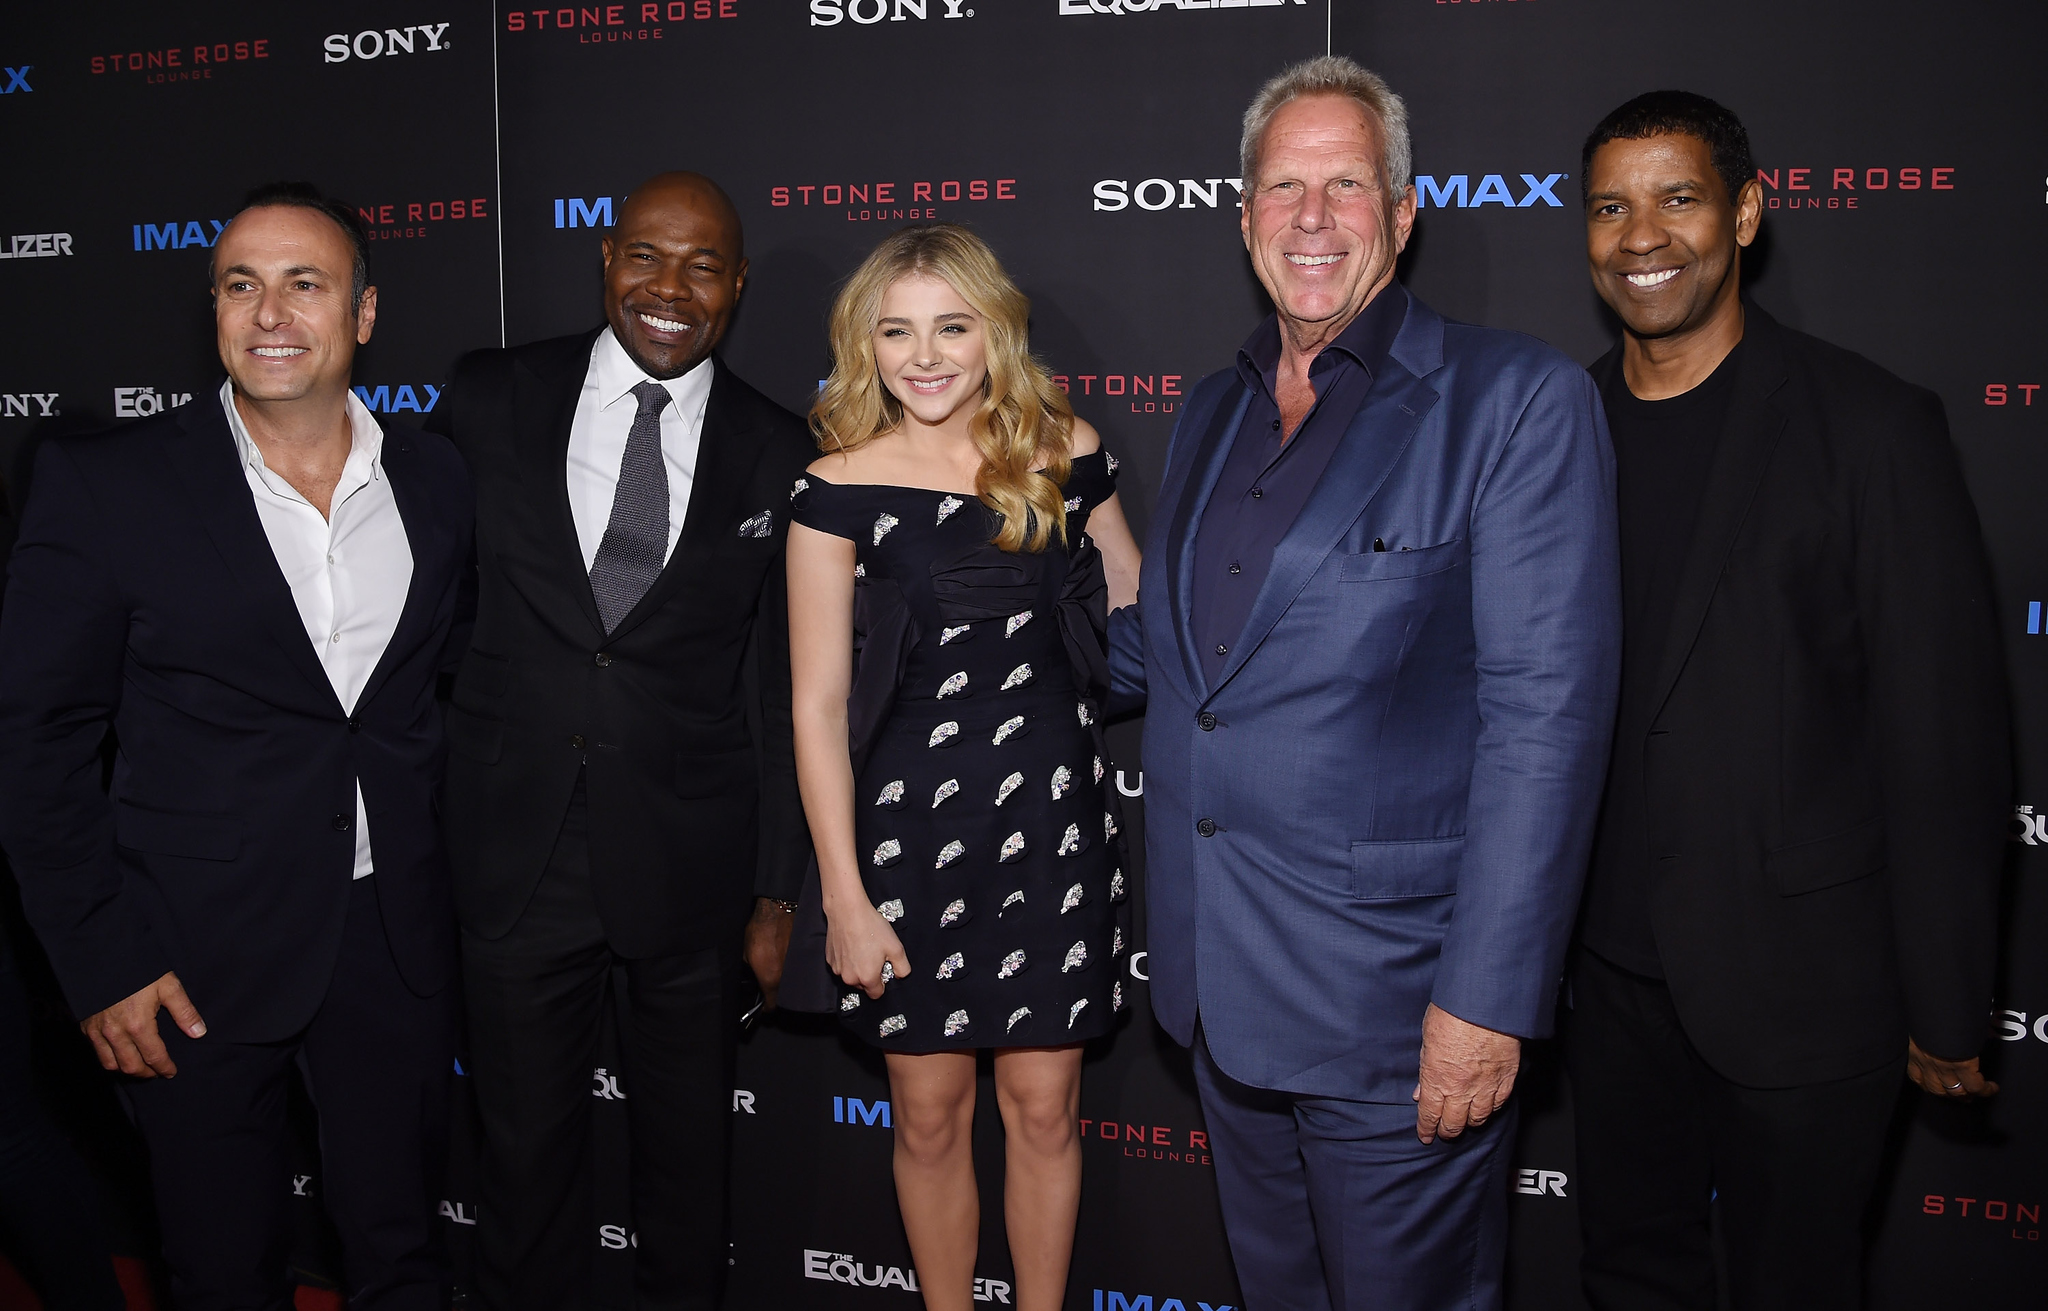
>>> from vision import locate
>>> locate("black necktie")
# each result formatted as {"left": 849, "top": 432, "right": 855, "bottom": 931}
{"left": 588, "top": 379, "right": 672, "bottom": 634}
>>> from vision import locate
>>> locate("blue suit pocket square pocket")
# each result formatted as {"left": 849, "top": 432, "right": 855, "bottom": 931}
{"left": 1338, "top": 538, "right": 1467, "bottom": 582}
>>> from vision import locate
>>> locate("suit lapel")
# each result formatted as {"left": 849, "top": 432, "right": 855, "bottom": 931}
{"left": 166, "top": 394, "right": 341, "bottom": 711}
{"left": 1641, "top": 308, "right": 1791, "bottom": 723}
{"left": 600, "top": 356, "right": 765, "bottom": 644}
{"left": 519, "top": 329, "right": 606, "bottom": 639}
{"left": 1162, "top": 379, "right": 1252, "bottom": 702}
{"left": 355, "top": 431, "right": 446, "bottom": 709}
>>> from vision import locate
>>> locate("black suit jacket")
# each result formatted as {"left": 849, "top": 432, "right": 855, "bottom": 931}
{"left": 1586, "top": 306, "right": 2009, "bottom": 1087}
{"left": 428, "top": 332, "right": 813, "bottom": 954}
{"left": 0, "top": 393, "right": 472, "bottom": 1041}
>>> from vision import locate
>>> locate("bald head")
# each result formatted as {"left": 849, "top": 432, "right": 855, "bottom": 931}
{"left": 600, "top": 171, "right": 749, "bottom": 378}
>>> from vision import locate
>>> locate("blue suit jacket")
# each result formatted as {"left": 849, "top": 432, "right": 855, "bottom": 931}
{"left": 1110, "top": 291, "right": 1621, "bottom": 1100}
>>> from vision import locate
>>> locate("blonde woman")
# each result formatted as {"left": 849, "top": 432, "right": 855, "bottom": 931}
{"left": 784, "top": 224, "right": 1141, "bottom": 1311}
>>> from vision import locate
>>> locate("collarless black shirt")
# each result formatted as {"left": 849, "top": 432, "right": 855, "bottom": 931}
{"left": 1582, "top": 338, "right": 1744, "bottom": 978}
{"left": 1190, "top": 284, "right": 1408, "bottom": 687}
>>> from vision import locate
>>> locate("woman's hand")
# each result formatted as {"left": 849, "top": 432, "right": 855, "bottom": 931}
{"left": 825, "top": 898, "right": 911, "bottom": 1000}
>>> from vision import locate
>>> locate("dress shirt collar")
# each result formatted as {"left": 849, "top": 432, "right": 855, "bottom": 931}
{"left": 1236, "top": 281, "right": 1410, "bottom": 398}
{"left": 590, "top": 325, "right": 716, "bottom": 419}
{"left": 220, "top": 379, "right": 385, "bottom": 493}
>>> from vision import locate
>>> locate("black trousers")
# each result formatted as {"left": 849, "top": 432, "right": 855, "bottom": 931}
{"left": 0, "top": 934, "right": 124, "bottom": 1311}
{"left": 462, "top": 783, "right": 739, "bottom": 1311}
{"left": 126, "top": 874, "right": 456, "bottom": 1311}
{"left": 1565, "top": 950, "right": 1901, "bottom": 1311}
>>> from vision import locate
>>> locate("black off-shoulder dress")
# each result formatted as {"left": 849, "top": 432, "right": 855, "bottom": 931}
{"left": 783, "top": 451, "right": 1131, "bottom": 1051}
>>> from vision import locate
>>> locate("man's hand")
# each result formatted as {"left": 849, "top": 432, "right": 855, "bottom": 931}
{"left": 1906, "top": 1038, "right": 1998, "bottom": 1101}
{"left": 1413, "top": 1002, "right": 1521, "bottom": 1144}
{"left": 81, "top": 971, "right": 205, "bottom": 1078}
{"left": 744, "top": 898, "right": 795, "bottom": 1012}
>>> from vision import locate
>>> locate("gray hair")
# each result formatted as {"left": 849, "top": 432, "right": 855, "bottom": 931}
{"left": 1240, "top": 56, "right": 1412, "bottom": 196}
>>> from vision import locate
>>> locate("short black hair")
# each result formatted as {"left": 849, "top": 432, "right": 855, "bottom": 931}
{"left": 213, "top": 181, "right": 371, "bottom": 312}
{"left": 1581, "top": 90, "right": 1755, "bottom": 206}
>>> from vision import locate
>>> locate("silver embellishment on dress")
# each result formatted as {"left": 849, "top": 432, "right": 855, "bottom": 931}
{"left": 1001, "top": 890, "right": 1025, "bottom": 914}
{"left": 944, "top": 1009, "right": 971, "bottom": 1037}
{"left": 1068, "top": 998, "right": 1090, "bottom": 1029}
{"left": 1050, "top": 765, "right": 1072, "bottom": 799}
{"left": 935, "top": 840, "right": 965, "bottom": 869}
{"left": 1113, "top": 980, "right": 1125, "bottom": 1011}
{"left": 841, "top": 992, "right": 861, "bottom": 1011}
{"left": 998, "top": 950, "right": 1027, "bottom": 979}
{"left": 873, "top": 839, "right": 902, "bottom": 866}
{"left": 993, "top": 716, "right": 1024, "bottom": 744}
{"left": 1110, "top": 869, "right": 1126, "bottom": 901}
{"left": 876, "top": 780, "right": 905, "bottom": 807}
{"left": 939, "top": 898, "right": 966, "bottom": 927}
{"left": 1064, "top": 496, "right": 1083, "bottom": 512}
{"left": 854, "top": 563, "right": 866, "bottom": 579}
{"left": 1057, "top": 824, "right": 1082, "bottom": 856}
{"left": 872, "top": 512, "right": 899, "bottom": 545}
{"left": 1077, "top": 702, "right": 1095, "bottom": 726}
{"left": 1105, "top": 452, "right": 1120, "bottom": 474}
{"left": 1006, "top": 610, "right": 1033, "bottom": 637}
{"left": 877, "top": 899, "right": 904, "bottom": 923}
{"left": 1001, "top": 664, "right": 1033, "bottom": 691}
{"left": 995, "top": 772, "right": 1025, "bottom": 806}
{"left": 1113, "top": 926, "right": 1125, "bottom": 956}
{"left": 936, "top": 952, "right": 964, "bottom": 981}
{"left": 791, "top": 478, "right": 810, "bottom": 500}
{"left": 1063, "top": 941, "right": 1088, "bottom": 972}
{"left": 1007, "top": 1006, "right": 1032, "bottom": 1033}
{"left": 738, "top": 510, "right": 774, "bottom": 538}
{"left": 1093, "top": 756, "right": 1104, "bottom": 784}
{"left": 938, "top": 671, "right": 968, "bottom": 698}
{"left": 1060, "top": 883, "right": 1085, "bottom": 914}
{"left": 940, "top": 624, "right": 971, "bottom": 645}
{"left": 999, "top": 832, "right": 1026, "bottom": 863}
{"left": 880, "top": 960, "right": 895, "bottom": 982}
{"left": 936, "top": 494, "right": 964, "bottom": 525}
{"left": 929, "top": 721, "right": 960, "bottom": 748}
{"left": 878, "top": 1014, "right": 906, "bottom": 1037}
{"left": 1105, "top": 811, "right": 1119, "bottom": 839}
{"left": 932, "top": 779, "right": 960, "bottom": 808}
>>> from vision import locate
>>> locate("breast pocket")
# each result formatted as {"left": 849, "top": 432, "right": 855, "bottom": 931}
{"left": 1338, "top": 538, "right": 1468, "bottom": 583}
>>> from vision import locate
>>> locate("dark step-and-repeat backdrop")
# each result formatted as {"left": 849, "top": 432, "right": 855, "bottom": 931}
{"left": 1, "top": 3, "right": 2043, "bottom": 1308}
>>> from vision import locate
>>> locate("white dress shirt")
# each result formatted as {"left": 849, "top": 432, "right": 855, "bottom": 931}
{"left": 565, "top": 327, "right": 713, "bottom": 570}
{"left": 223, "top": 380, "right": 413, "bottom": 879}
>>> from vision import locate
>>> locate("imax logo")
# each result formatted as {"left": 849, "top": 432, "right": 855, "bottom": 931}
{"left": 833, "top": 1095, "right": 891, "bottom": 1126}
{"left": 353, "top": 384, "right": 441, "bottom": 413}
{"left": 554, "top": 196, "right": 613, "bottom": 229}
{"left": 1415, "top": 173, "right": 1568, "bottom": 209}
{"left": 2027, "top": 602, "right": 2046, "bottom": 635}
{"left": 114, "top": 387, "right": 192, "bottom": 418}
{"left": 1, "top": 67, "right": 31, "bottom": 93}
{"left": 810, "top": 0, "right": 973, "bottom": 23}
{"left": 133, "top": 220, "right": 226, "bottom": 251}
{"left": 1091, "top": 1294, "right": 1235, "bottom": 1311}
{"left": 1, "top": 393, "right": 60, "bottom": 418}
{"left": 1514, "top": 1168, "right": 1569, "bottom": 1197}
{"left": 1061, "top": 0, "right": 1302, "bottom": 13}
{"left": 323, "top": 24, "right": 452, "bottom": 61}
{"left": 1093, "top": 177, "right": 1243, "bottom": 212}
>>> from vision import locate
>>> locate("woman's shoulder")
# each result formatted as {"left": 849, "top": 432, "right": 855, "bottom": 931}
{"left": 1066, "top": 415, "right": 1102, "bottom": 458}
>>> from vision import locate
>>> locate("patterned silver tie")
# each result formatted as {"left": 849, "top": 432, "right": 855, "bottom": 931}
{"left": 587, "top": 379, "right": 672, "bottom": 633}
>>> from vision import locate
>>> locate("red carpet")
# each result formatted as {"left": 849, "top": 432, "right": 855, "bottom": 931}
{"left": 0, "top": 1255, "right": 342, "bottom": 1310}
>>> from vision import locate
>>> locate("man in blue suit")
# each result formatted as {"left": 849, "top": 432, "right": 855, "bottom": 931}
{"left": 1109, "top": 57, "right": 1621, "bottom": 1309}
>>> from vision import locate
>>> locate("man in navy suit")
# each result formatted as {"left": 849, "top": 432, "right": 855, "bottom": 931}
{"left": 0, "top": 184, "right": 472, "bottom": 1309}
{"left": 1109, "top": 58, "right": 1621, "bottom": 1309}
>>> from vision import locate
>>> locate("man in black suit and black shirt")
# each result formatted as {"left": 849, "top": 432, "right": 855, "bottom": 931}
{"left": 0, "top": 184, "right": 472, "bottom": 1308}
{"left": 428, "top": 172, "right": 812, "bottom": 1311}
{"left": 1569, "top": 92, "right": 2009, "bottom": 1310}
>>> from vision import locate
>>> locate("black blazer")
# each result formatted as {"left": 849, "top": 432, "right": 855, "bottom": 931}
{"left": 1587, "top": 305, "right": 2009, "bottom": 1087}
{"left": 0, "top": 394, "right": 473, "bottom": 1042}
{"left": 427, "top": 333, "right": 813, "bottom": 954}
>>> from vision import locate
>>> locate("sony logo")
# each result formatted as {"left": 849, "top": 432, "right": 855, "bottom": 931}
{"left": 324, "top": 25, "right": 452, "bottom": 62}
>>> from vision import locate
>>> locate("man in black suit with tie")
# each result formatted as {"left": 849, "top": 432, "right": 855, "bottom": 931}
{"left": 1569, "top": 92, "right": 2009, "bottom": 1310}
{"left": 428, "top": 172, "right": 812, "bottom": 1311}
{"left": 0, "top": 183, "right": 472, "bottom": 1308}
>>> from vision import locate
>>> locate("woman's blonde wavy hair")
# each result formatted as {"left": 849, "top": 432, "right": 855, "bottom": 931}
{"left": 810, "top": 223, "right": 1074, "bottom": 553}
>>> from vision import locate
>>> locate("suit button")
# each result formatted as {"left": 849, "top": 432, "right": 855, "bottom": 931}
{"left": 1196, "top": 818, "right": 1217, "bottom": 838}
{"left": 594, "top": 653, "right": 612, "bottom": 668}
{"left": 571, "top": 734, "right": 586, "bottom": 749}
{"left": 332, "top": 814, "right": 351, "bottom": 831}
{"left": 1197, "top": 712, "right": 1217, "bottom": 731}
{"left": 346, "top": 716, "right": 361, "bottom": 734}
